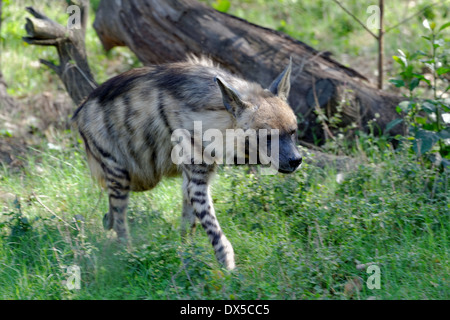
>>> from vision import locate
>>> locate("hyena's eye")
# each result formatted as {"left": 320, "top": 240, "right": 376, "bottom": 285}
{"left": 290, "top": 129, "right": 297, "bottom": 141}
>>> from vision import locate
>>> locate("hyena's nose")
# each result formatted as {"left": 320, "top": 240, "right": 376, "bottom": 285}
{"left": 289, "top": 156, "right": 302, "bottom": 169}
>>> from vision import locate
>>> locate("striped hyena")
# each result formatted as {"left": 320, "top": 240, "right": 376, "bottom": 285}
{"left": 72, "top": 56, "right": 302, "bottom": 270}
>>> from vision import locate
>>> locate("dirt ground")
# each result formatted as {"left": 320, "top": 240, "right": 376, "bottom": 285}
{"left": 0, "top": 78, "right": 75, "bottom": 171}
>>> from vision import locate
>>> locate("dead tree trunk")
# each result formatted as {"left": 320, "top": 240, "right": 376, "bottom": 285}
{"left": 22, "top": 0, "right": 97, "bottom": 106}
{"left": 93, "top": 0, "right": 404, "bottom": 143}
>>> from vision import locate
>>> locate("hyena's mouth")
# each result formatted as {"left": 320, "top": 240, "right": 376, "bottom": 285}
{"left": 278, "top": 167, "right": 298, "bottom": 174}
{"left": 278, "top": 168, "right": 296, "bottom": 174}
{"left": 277, "top": 156, "right": 303, "bottom": 174}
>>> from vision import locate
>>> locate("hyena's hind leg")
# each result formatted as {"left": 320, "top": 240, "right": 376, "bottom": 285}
{"left": 81, "top": 147, "right": 130, "bottom": 241}
{"left": 103, "top": 166, "right": 131, "bottom": 242}
{"left": 181, "top": 198, "right": 197, "bottom": 239}
{"left": 180, "top": 172, "right": 197, "bottom": 239}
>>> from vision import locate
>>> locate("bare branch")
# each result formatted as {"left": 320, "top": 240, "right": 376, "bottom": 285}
{"left": 24, "top": 15, "right": 66, "bottom": 40}
{"left": 25, "top": 6, "right": 51, "bottom": 21}
{"left": 331, "top": 0, "right": 378, "bottom": 39}
{"left": 33, "top": 192, "right": 77, "bottom": 230}
{"left": 23, "top": 37, "right": 63, "bottom": 46}
{"left": 39, "top": 59, "right": 61, "bottom": 74}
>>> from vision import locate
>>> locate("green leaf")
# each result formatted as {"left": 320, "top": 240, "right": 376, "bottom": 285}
{"left": 397, "top": 49, "right": 407, "bottom": 57}
{"left": 409, "top": 77, "right": 421, "bottom": 91}
{"left": 439, "top": 101, "right": 450, "bottom": 112}
{"left": 400, "top": 65, "right": 414, "bottom": 80}
{"left": 437, "top": 67, "right": 450, "bottom": 76}
{"left": 412, "top": 73, "right": 431, "bottom": 86}
{"left": 414, "top": 116, "right": 427, "bottom": 125}
{"left": 389, "top": 79, "right": 405, "bottom": 88}
{"left": 445, "top": 85, "right": 450, "bottom": 93}
{"left": 438, "top": 22, "right": 450, "bottom": 32}
{"left": 392, "top": 55, "right": 406, "bottom": 68}
{"left": 421, "top": 100, "right": 437, "bottom": 114}
{"left": 212, "top": 0, "right": 231, "bottom": 12}
{"left": 412, "top": 129, "right": 440, "bottom": 156}
{"left": 410, "top": 50, "right": 427, "bottom": 60}
{"left": 385, "top": 118, "right": 403, "bottom": 133}
{"left": 421, "top": 58, "right": 435, "bottom": 64}
{"left": 423, "top": 122, "right": 439, "bottom": 132}
{"left": 0, "top": 129, "right": 13, "bottom": 138}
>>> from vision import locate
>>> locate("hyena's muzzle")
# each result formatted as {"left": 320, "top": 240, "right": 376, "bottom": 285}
{"left": 274, "top": 134, "right": 303, "bottom": 174}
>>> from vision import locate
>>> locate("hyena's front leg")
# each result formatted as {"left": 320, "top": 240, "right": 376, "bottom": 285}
{"left": 183, "top": 165, "right": 235, "bottom": 270}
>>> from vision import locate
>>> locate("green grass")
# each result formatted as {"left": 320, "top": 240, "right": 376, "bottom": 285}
{"left": 0, "top": 137, "right": 448, "bottom": 299}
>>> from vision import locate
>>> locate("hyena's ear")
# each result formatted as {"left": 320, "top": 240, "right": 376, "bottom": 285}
{"left": 268, "top": 57, "right": 292, "bottom": 100}
{"left": 215, "top": 76, "right": 249, "bottom": 117}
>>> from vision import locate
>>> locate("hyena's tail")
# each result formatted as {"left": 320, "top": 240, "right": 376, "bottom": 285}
{"left": 71, "top": 102, "right": 107, "bottom": 188}
{"left": 85, "top": 147, "right": 107, "bottom": 188}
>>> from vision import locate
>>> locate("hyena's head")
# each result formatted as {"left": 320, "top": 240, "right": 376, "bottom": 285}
{"left": 215, "top": 59, "right": 302, "bottom": 173}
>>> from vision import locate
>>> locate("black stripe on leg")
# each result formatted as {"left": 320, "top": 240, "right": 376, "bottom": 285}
{"left": 191, "top": 197, "right": 206, "bottom": 205}
{"left": 107, "top": 178, "right": 130, "bottom": 190}
{"left": 191, "top": 178, "right": 206, "bottom": 185}
{"left": 90, "top": 138, "right": 118, "bottom": 164}
{"left": 215, "top": 245, "right": 225, "bottom": 254}
{"left": 198, "top": 210, "right": 208, "bottom": 220}
{"left": 109, "top": 192, "right": 129, "bottom": 200}
{"left": 202, "top": 219, "right": 217, "bottom": 229}
{"left": 207, "top": 229, "right": 222, "bottom": 246}
{"left": 104, "top": 165, "right": 130, "bottom": 180}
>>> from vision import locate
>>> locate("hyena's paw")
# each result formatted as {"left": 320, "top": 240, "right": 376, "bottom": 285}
{"left": 216, "top": 238, "right": 236, "bottom": 270}
{"left": 102, "top": 213, "right": 114, "bottom": 230}
{"left": 116, "top": 232, "right": 132, "bottom": 250}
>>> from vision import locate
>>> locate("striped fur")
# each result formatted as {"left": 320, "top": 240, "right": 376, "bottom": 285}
{"left": 72, "top": 56, "right": 302, "bottom": 269}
